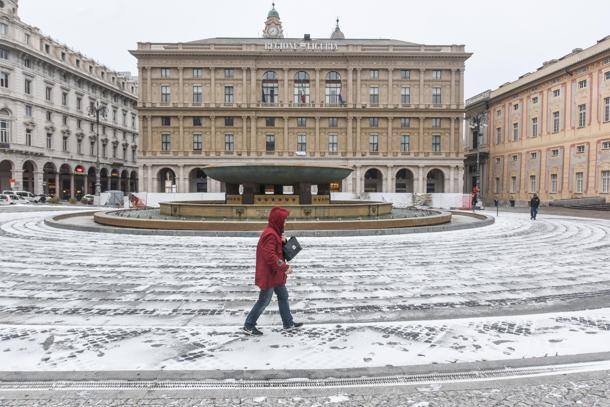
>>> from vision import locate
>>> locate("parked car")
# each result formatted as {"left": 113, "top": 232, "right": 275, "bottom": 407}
{"left": 14, "top": 191, "right": 37, "bottom": 203}
{"left": 33, "top": 194, "right": 50, "bottom": 203}
{"left": 80, "top": 194, "right": 95, "bottom": 205}
{"left": 0, "top": 194, "right": 12, "bottom": 205}
{"left": 5, "top": 193, "right": 27, "bottom": 204}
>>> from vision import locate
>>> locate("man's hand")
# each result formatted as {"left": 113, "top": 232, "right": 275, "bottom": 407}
{"left": 286, "top": 265, "right": 294, "bottom": 275}
{"left": 282, "top": 234, "right": 288, "bottom": 244}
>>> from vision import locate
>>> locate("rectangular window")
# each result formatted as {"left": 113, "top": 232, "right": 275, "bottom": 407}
{"left": 551, "top": 149, "right": 559, "bottom": 157}
{"left": 530, "top": 175, "right": 537, "bottom": 192}
{"left": 605, "top": 71, "right": 610, "bottom": 81}
{"left": 224, "top": 86, "right": 234, "bottom": 104}
{"left": 224, "top": 134, "right": 234, "bottom": 152}
{"left": 62, "top": 92, "right": 68, "bottom": 106}
{"left": 328, "top": 117, "right": 338, "bottom": 128}
{"left": 0, "top": 23, "right": 7, "bottom": 35}
{"left": 193, "top": 117, "right": 202, "bottom": 126}
{"left": 401, "top": 87, "right": 411, "bottom": 104}
{"left": 193, "top": 133, "right": 203, "bottom": 151}
{"left": 265, "top": 134, "right": 275, "bottom": 152}
{"left": 161, "top": 133, "right": 171, "bottom": 151}
{"left": 62, "top": 115, "right": 68, "bottom": 126}
{"left": 431, "top": 118, "right": 441, "bottom": 128}
{"left": 265, "top": 117, "right": 275, "bottom": 127}
{"left": 432, "top": 70, "right": 442, "bottom": 80}
{"left": 297, "top": 117, "right": 307, "bottom": 127}
{"left": 553, "top": 111, "right": 560, "bottom": 133}
{"left": 575, "top": 172, "right": 584, "bottom": 193}
{"left": 25, "top": 104, "right": 32, "bottom": 117}
{"left": 604, "top": 97, "right": 610, "bottom": 122}
{"left": 0, "top": 48, "right": 7, "bottom": 59}
{"left": 76, "top": 97, "right": 82, "bottom": 111}
{"left": 369, "top": 86, "right": 379, "bottom": 105}
{"left": 193, "top": 85, "right": 203, "bottom": 104}
{"left": 25, "top": 129, "right": 32, "bottom": 146}
{"left": 62, "top": 136, "right": 70, "bottom": 152}
{"left": 77, "top": 140, "right": 83, "bottom": 155}
{"left": 532, "top": 96, "right": 539, "bottom": 104}
{"left": 495, "top": 127, "right": 501, "bottom": 144}
{"left": 512, "top": 155, "right": 518, "bottom": 161}
{"left": 47, "top": 111, "right": 52, "bottom": 122}
{"left": 369, "top": 117, "right": 379, "bottom": 128}
{"left": 495, "top": 177, "right": 500, "bottom": 194}
{"left": 161, "top": 116, "right": 171, "bottom": 126}
{"left": 370, "top": 69, "right": 379, "bottom": 79}
{"left": 192, "top": 68, "right": 202, "bottom": 78}
{"left": 369, "top": 134, "right": 379, "bottom": 153}
{"left": 77, "top": 119, "right": 81, "bottom": 129}
{"left": 551, "top": 174, "right": 558, "bottom": 193}
{"left": 576, "top": 144, "right": 585, "bottom": 153}
{"left": 432, "top": 135, "right": 441, "bottom": 152}
{"left": 602, "top": 170, "right": 610, "bottom": 194}
{"left": 510, "top": 176, "right": 517, "bottom": 193}
{"left": 224, "top": 68, "right": 234, "bottom": 78}
{"left": 112, "top": 109, "right": 117, "bottom": 123}
{"left": 602, "top": 141, "right": 610, "bottom": 149}
{"left": 47, "top": 134, "right": 52, "bottom": 149}
{"left": 578, "top": 79, "right": 587, "bottom": 89}
{"left": 160, "top": 68, "right": 170, "bottom": 78}
{"left": 513, "top": 122, "right": 519, "bottom": 141}
{"left": 44, "top": 44, "right": 50, "bottom": 54}
{"left": 297, "top": 134, "right": 307, "bottom": 152}
{"left": 224, "top": 117, "right": 234, "bottom": 126}
{"left": 532, "top": 117, "right": 538, "bottom": 137}
{"left": 400, "top": 135, "right": 410, "bottom": 152}
{"left": 24, "top": 78, "right": 32, "bottom": 95}
{"left": 400, "top": 69, "right": 410, "bottom": 80}
{"left": 0, "top": 71, "right": 8, "bottom": 88}
{"left": 432, "top": 87, "right": 442, "bottom": 104}
{"left": 161, "top": 85, "right": 171, "bottom": 103}
{"left": 400, "top": 117, "right": 411, "bottom": 128}
{"left": 513, "top": 103, "right": 519, "bottom": 111}
{"left": 328, "top": 134, "right": 338, "bottom": 153}
{"left": 553, "top": 89, "right": 560, "bottom": 97}
{"left": 530, "top": 152, "right": 537, "bottom": 159}
{"left": 578, "top": 104, "right": 586, "bottom": 128}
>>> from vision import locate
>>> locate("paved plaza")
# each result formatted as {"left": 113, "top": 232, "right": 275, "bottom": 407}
{"left": 0, "top": 206, "right": 609, "bottom": 405}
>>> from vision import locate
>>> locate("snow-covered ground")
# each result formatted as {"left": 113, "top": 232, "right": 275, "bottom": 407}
{"left": 0, "top": 208, "right": 609, "bottom": 371}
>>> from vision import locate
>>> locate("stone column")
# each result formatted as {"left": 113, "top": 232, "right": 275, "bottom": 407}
{"left": 147, "top": 67, "right": 152, "bottom": 106}
{"left": 419, "top": 117, "right": 425, "bottom": 154}
{"left": 146, "top": 115, "right": 152, "bottom": 153}
{"left": 283, "top": 68, "right": 289, "bottom": 106}
{"left": 418, "top": 165, "right": 425, "bottom": 193}
{"left": 250, "top": 115, "right": 257, "bottom": 153}
{"left": 387, "top": 68, "right": 393, "bottom": 105}
{"left": 34, "top": 170, "right": 43, "bottom": 195}
{"left": 250, "top": 68, "right": 257, "bottom": 106}
{"left": 54, "top": 172, "right": 60, "bottom": 198}
{"left": 315, "top": 117, "right": 320, "bottom": 155}
{"left": 138, "top": 165, "right": 145, "bottom": 193}
{"left": 242, "top": 116, "right": 248, "bottom": 153}
{"left": 147, "top": 165, "right": 153, "bottom": 193}
{"left": 356, "top": 68, "right": 361, "bottom": 106}
{"left": 449, "top": 117, "right": 455, "bottom": 154}
{"left": 283, "top": 116, "right": 289, "bottom": 153}
{"left": 347, "top": 68, "right": 353, "bottom": 105}
{"left": 12, "top": 168, "right": 23, "bottom": 192}
{"left": 315, "top": 68, "right": 320, "bottom": 106}
{"left": 356, "top": 117, "right": 361, "bottom": 152}
{"left": 210, "top": 67, "right": 215, "bottom": 106}
{"left": 347, "top": 114, "right": 353, "bottom": 155}
{"left": 419, "top": 68, "right": 425, "bottom": 107}
{"left": 178, "top": 165, "right": 184, "bottom": 193}
{"left": 450, "top": 69, "right": 456, "bottom": 107}
{"left": 210, "top": 115, "right": 216, "bottom": 153}
{"left": 242, "top": 67, "right": 247, "bottom": 105}
{"left": 178, "top": 115, "right": 184, "bottom": 152}
{"left": 458, "top": 69, "right": 464, "bottom": 107}
{"left": 449, "top": 166, "right": 455, "bottom": 193}
{"left": 386, "top": 165, "right": 394, "bottom": 193}
{"left": 69, "top": 173, "right": 75, "bottom": 199}
{"left": 178, "top": 68, "right": 184, "bottom": 106}
{"left": 387, "top": 117, "right": 392, "bottom": 154}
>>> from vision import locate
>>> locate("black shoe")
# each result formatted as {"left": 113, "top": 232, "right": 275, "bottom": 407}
{"left": 284, "top": 322, "right": 303, "bottom": 331}
{"left": 243, "top": 326, "right": 263, "bottom": 336}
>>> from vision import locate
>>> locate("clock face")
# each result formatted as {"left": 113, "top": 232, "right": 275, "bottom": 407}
{"left": 268, "top": 26, "right": 279, "bottom": 36}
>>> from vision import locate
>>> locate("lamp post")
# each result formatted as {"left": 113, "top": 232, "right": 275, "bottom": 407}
{"left": 469, "top": 112, "right": 487, "bottom": 206}
{"left": 88, "top": 101, "right": 107, "bottom": 197}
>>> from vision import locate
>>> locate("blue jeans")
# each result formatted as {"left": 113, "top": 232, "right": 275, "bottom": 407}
{"left": 245, "top": 285, "right": 294, "bottom": 329}
{"left": 531, "top": 207, "right": 538, "bottom": 220}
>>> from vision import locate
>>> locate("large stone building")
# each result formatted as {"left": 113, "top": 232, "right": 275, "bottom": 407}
{"left": 0, "top": 0, "right": 139, "bottom": 199}
{"left": 466, "top": 36, "right": 610, "bottom": 205}
{"left": 132, "top": 5, "right": 470, "bottom": 195}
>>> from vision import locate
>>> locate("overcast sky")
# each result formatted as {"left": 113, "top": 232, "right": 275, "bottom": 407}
{"left": 20, "top": 0, "right": 609, "bottom": 98}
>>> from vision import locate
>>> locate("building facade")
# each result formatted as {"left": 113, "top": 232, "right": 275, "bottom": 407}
{"left": 132, "top": 6, "right": 470, "bottom": 195}
{"left": 466, "top": 36, "right": 610, "bottom": 205}
{"left": 0, "top": 0, "right": 139, "bottom": 199}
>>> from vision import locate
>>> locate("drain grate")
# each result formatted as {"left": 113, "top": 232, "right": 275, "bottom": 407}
{"left": 1, "top": 361, "right": 609, "bottom": 391}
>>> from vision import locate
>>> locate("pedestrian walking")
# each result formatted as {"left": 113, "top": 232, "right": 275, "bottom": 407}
{"left": 530, "top": 193, "right": 540, "bottom": 220}
{"left": 243, "top": 207, "right": 303, "bottom": 336}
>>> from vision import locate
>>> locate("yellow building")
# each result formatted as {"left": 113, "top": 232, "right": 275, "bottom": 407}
{"left": 131, "top": 5, "right": 471, "bottom": 195}
{"left": 466, "top": 36, "right": 610, "bottom": 205}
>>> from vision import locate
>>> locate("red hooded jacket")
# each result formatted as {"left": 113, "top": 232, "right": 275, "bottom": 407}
{"left": 255, "top": 207, "right": 290, "bottom": 290}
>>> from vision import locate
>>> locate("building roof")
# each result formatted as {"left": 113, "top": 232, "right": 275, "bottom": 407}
{"left": 186, "top": 37, "right": 420, "bottom": 46}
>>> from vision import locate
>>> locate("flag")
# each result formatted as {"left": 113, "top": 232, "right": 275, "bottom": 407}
{"left": 300, "top": 93, "right": 306, "bottom": 104}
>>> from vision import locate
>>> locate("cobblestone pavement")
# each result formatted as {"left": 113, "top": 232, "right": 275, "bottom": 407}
{"left": 0, "top": 206, "right": 609, "bottom": 402}
{"left": 1, "top": 372, "right": 609, "bottom": 406}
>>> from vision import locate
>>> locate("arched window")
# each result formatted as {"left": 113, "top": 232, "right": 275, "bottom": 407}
{"left": 293, "top": 71, "right": 310, "bottom": 104}
{"left": 0, "top": 109, "right": 11, "bottom": 144}
{"left": 262, "top": 70, "right": 278, "bottom": 104}
{"left": 325, "top": 71, "right": 342, "bottom": 105}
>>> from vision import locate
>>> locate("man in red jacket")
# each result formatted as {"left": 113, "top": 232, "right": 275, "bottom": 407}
{"left": 243, "top": 207, "right": 303, "bottom": 336}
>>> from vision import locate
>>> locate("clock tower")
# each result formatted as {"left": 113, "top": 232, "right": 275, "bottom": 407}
{"left": 262, "top": 3, "right": 284, "bottom": 39}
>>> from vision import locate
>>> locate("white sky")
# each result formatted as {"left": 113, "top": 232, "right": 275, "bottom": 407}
{"left": 19, "top": 0, "right": 609, "bottom": 99}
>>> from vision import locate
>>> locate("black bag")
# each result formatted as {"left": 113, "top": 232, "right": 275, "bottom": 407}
{"left": 282, "top": 236, "right": 302, "bottom": 262}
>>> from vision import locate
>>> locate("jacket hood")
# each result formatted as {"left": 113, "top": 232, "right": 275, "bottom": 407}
{"left": 268, "top": 207, "right": 289, "bottom": 236}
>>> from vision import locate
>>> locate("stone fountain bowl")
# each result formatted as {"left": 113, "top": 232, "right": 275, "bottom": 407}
{"left": 203, "top": 163, "right": 353, "bottom": 185}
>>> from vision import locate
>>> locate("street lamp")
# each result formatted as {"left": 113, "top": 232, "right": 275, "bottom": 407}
{"left": 469, "top": 112, "right": 487, "bottom": 206}
{"left": 88, "top": 101, "right": 107, "bottom": 197}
